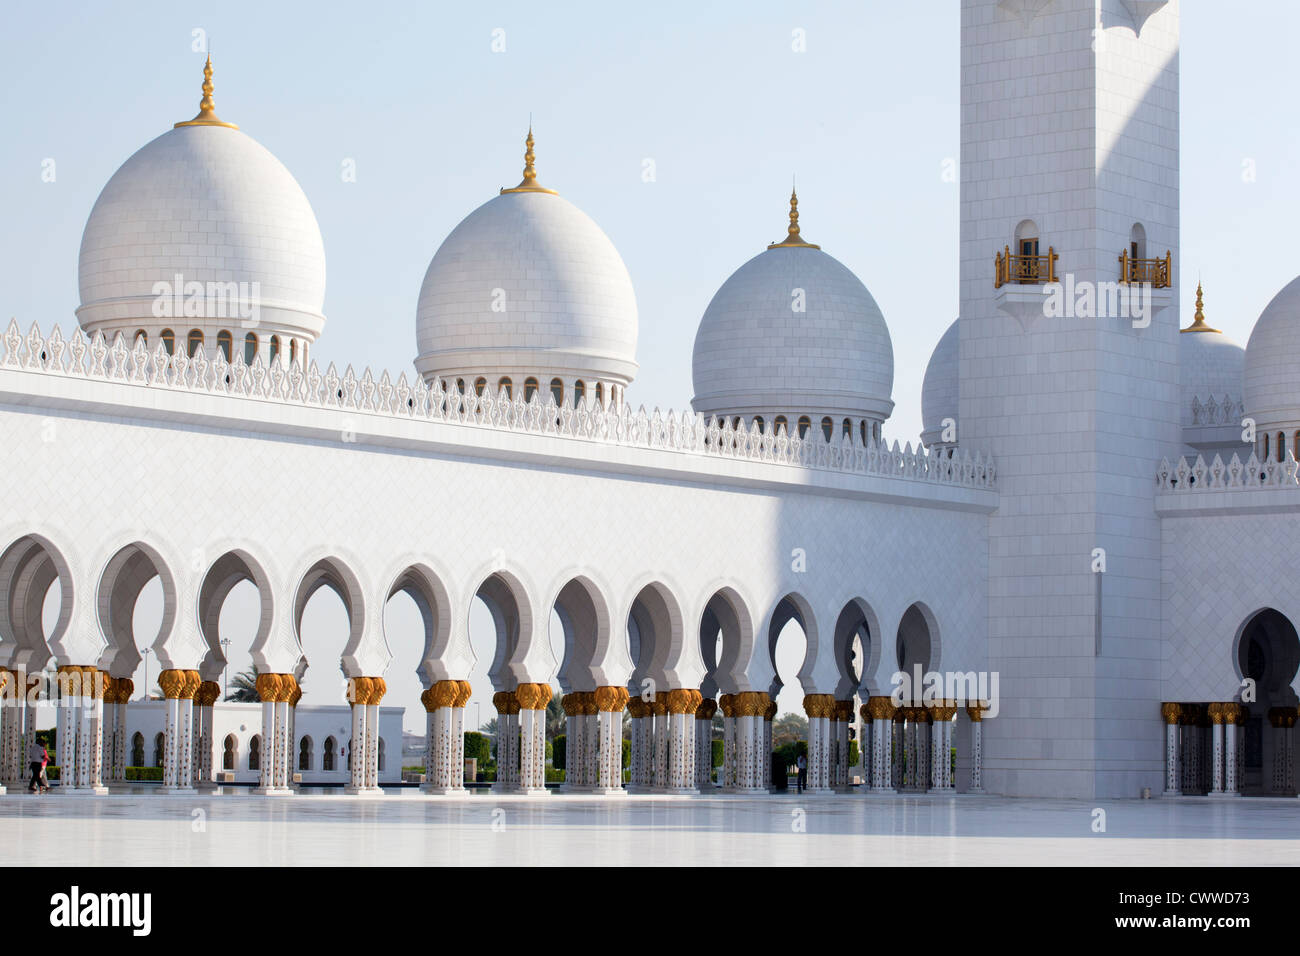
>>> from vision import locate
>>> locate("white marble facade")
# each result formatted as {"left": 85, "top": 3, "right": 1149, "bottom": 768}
{"left": 3, "top": 0, "right": 1300, "bottom": 802}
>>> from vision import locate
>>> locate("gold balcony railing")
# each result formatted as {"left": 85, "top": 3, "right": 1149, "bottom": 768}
{"left": 1119, "top": 249, "right": 1171, "bottom": 288}
{"left": 994, "top": 245, "right": 1058, "bottom": 288}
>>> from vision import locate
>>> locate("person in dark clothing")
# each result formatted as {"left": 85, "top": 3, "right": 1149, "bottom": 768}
{"left": 27, "top": 741, "right": 46, "bottom": 793}
{"left": 796, "top": 753, "right": 807, "bottom": 793}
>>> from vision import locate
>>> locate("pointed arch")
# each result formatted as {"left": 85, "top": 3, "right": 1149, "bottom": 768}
{"left": 95, "top": 541, "right": 178, "bottom": 679}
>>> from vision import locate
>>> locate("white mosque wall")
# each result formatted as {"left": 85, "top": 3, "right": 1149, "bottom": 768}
{"left": 0, "top": 321, "right": 995, "bottom": 705}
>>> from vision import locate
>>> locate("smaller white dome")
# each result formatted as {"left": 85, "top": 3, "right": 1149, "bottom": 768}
{"left": 1245, "top": 275, "right": 1300, "bottom": 430}
{"left": 921, "top": 320, "right": 959, "bottom": 448}
{"left": 414, "top": 131, "right": 638, "bottom": 393}
{"left": 691, "top": 193, "right": 893, "bottom": 428}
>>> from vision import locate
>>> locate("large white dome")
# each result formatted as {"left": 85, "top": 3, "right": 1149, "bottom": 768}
{"left": 921, "top": 319, "right": 959, "bottom": 448}
{"left": 77, "top": 62, "right": 326, "bottom": 356}
{"left": 414, "top": 133, "right": 638, "bottom": 395}
{"left": 691, "top": 195, "right": 894, "bottom": 430}
{"left": 1245, "top": 275, "right": 1300, "bottom": 431}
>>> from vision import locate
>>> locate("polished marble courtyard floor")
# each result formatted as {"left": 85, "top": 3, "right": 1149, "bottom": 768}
{"left": 3, "top": 788, "right": 1299, "bottom": 866}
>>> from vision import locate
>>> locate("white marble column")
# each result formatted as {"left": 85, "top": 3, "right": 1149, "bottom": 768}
{"left": 695, "top": 698, "right": 716, "bottom": 788}
{"left": 665, "top": 689, "right": 699, "bottom": 793}
{"left": 451, "top": 680, "right": 470, "bottom": 790}
{"left": 866, "top": 698, "right": 896, "bottom": 794}
{"left": 345, "top": 677, "right": 369, "bottom": 793}
{"left": 56, "top": 666, "right": 80, "bottom": 790}
{"left": 1161, "top": 703, "right": 1181, "bottom": 796}
{"left": 1209, "top": 704, "right": 1226, "bottom": 795}
{"left": 195, "top": 682, "right": 218, "bottom": 789}
{"left": 965, "top": 703, "right": 985, "bottom": 793}
{"left": 1224, "top": 703, "right": 1241, "bottom": 796}
{"left": 593, "top": 686, "right": 628, "bottom": 794}
{"left": 113, "top": 688, "right": 131, "bottom": 783}
{"left": 627, "top": 698, "right": 646, "bottom": 790}
{"left": 421, "top": 681, "right": 456, "bottom": 793}
{"left": 516, "top": 683, "right": 549, "bottom": 794}
{"left": 158, "top": 670, "right": 197, "bottom": 794}
{"left": 561, "top": 693, "right": 587, "bottom": 793}
{"left": 890, "top": 714, "right": 903, "bottom": 789}
{"left": 719, "top": 695, "right": 736, "bottom": 791}
{"left": 803, "top": 695, "right": 833, "bottom": 794}
{"left": 364, "top": 677, "right": 384, "bottom": 790}
{"left": 0, "top": 669, "right": 9, "bottom": 795}
{"left": 762, "top": 700, "right": 775, "bottom": 790}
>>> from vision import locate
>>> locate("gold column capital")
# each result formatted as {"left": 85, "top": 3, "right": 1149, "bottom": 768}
{"left": 1159, "top": 702, "right": 1181, "bottom": 725}
{"left": 695, "top": 697, "right": 718, "bottom": 720}
{"left": 594, "top": 686, "right": 630, "bottom": 713}
{"left": 802, "top": 693, "right": 834, "bottom": 719}
{"left": 159, "top": 669, "right": 188, "bottom": 700}
{"left": 867, "top": 696, "right": 897, "bottom": 721}
{"left": 454, "top": 680, "right": 472, "bottom": 708}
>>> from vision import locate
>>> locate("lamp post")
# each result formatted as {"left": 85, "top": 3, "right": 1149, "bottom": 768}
{"left": 475, "top": 701, "right": 481, "bottom": 733}
{"left": 220, "top": 637, "right": 232, "bottom": 700}
{"left": 141, "top": 648, "right": 152, "bottom": 701}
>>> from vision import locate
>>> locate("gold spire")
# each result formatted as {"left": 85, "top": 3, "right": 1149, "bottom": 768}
{"left": 1181, "top": 281, "right": 1220, "bottom": 333}
{"left": 500, "top": 125, "right": 558, "bottom": 195}
{"left": 174, "top": 55, "right": 239, "bottom": 130}
{"left": 767, "top": 187, "right": 820, "bottom": 250}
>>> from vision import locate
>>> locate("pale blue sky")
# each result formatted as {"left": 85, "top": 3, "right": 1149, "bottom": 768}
{"left": 8, "top": 2, "right": 1300, "bottom": 730}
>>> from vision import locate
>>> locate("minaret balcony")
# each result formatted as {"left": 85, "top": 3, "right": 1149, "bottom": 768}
{"left": 1119, "top": 249, "right": 1171, "bottom": 289}
{"left": 993, "top": 245, "right": 1057, "bottom": 288}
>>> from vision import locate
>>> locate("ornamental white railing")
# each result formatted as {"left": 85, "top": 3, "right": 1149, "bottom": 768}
{"left": 1, "top": 320, "right": 996, "bottom": 490}
{"left": 1156, "top": 452, "right": 1300, "bottom": 492}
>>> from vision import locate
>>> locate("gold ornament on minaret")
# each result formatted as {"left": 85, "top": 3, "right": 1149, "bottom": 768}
{"left": 1181, "top": 282, "right": 1220, "bottom": 334}
{"left": 174, "top": 55, "right": 239, "bottom": 130}
{"left": 767, "top": 187, "right": 820, "bottom": 250}
{"left": 500, "top": 126, "right": 558, "bottom": 195}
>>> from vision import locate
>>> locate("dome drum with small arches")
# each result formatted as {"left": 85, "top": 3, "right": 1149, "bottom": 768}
{"left": 691, "top": 191, "right": 894, "bottom": 439}
{"left": 76, "top": 58, "right": 327, "bottom": 367}
{"left": 414, "top": 130, "right": 639, "bottom": 402}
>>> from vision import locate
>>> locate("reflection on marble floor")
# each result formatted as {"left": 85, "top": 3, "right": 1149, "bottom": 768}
{"left": 3, "top": 790, "right": 1300, "bottom": 866}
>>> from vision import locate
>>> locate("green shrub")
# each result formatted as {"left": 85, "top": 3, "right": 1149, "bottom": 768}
{"left": 544, "top": 767, "right": 565, "bottom": 783}
{"left": 848, "top": 741, "right": 860, "bottom": 767}
{"left": 464, "top": 732, "right": 491, "bottom": 765}
{"left": 124, "top": 766, "right": 163, "bottom": 782}
{"left": 711, "top": 739, "right": 723, "bottom": 768}
{"left": 44, "top": 765, "right": 60, "bottom": 780}
{"left": 552, "top": 734, "right": 567, "bottom": 770}
{"left": 621, "top": 738, "right": 631, "bottom": 769}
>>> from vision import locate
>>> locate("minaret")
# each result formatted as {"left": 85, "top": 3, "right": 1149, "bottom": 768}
{"left": 958, "top": 0, "right": 1181, "bottom": 798}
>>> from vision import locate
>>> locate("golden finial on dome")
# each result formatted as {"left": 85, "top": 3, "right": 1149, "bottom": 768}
{"left": 1181, "top": 281, "right": 1220, "bottom": 333}
{"left": 500, "top": 125, "right": 558, "bottom": 195}
{"left": 174, "top": 54, "right": 239, "bottom": 130}
{"left": 767, "top": 186, "right": 820, "bottom": 250}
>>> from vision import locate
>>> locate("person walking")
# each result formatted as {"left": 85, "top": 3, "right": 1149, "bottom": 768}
{"left": 796, "top": 752, "right": 807, "bottom": 794}
{"left": 38, "top": 743, "right": 51, "bottom": 793}
{"left": 27, "top": 740, "right": 45, "bottom": 794}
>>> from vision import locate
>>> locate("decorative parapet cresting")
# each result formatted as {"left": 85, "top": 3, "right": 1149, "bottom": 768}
{"left": 1157, "top": 452, "right": 1300, "bottom": 493}
{"left": 1, "top": 321, "right": 996, "bottom": 490}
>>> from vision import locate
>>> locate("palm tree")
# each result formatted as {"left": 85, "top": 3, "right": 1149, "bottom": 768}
{"left": 545, "top": 697, "right": 565, "bottom": 740}
{"left": 225, "top": 667, "right": 260, "bottom": 702}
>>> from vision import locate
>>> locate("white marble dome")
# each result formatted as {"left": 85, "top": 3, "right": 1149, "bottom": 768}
{"left": 1245, "top": 275, "right": 1300, "bottom": 431}
{"left": 691, "top": 199, "right": 894, "bottom": 433}
{"left": 1180, "top": 328, "right": 1244, "bottom": 430}
{"left": 77, "top": 77, "right": 326, "bottom": 359}
{"left": 414, "top": 140, "right": 638, "bottom": 397}
{"left": 921, "top": 319, "right": 959, "bottom": 448}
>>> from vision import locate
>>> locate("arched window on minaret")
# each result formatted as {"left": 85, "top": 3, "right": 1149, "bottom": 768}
{"left": 1278, "top": 432, "right": 1286, "bottom": 463}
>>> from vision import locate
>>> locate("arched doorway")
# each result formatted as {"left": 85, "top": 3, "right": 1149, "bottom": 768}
{"left": 1237, "top": 609, "right": 1300, "bottom": 795}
